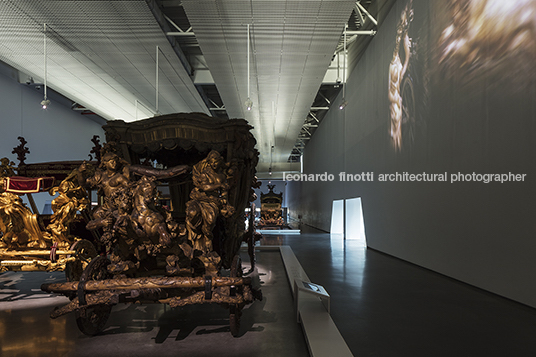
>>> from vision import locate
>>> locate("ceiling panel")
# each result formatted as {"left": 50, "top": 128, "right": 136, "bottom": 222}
{"left": 0, "top": 0, "right": 209, "bottom": 121}
{"left": 182, "top": 0, "right": 355, "bottom": 169}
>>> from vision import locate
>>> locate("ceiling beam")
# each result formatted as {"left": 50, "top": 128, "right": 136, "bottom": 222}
{"left": 356, "top": 1, "right": 378, "bottom": 26}
{"left": 146, "top": 0, "right": 193, "bottom": 76}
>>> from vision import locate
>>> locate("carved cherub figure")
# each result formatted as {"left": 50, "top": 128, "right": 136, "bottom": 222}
{"left": 77, "top": 151, "right": 130, "bottom": 245}
{"left": 0, "top": 192, "right": 50, "bottom": 249}
{"left": 0, "top": 157, "right": 17, "bottom": 179}
{"left": 47, "top": 176, "right": 89, "bottom": 248}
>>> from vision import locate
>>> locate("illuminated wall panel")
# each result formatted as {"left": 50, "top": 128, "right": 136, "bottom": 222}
{"left": 345, "top": 197, "right": 366, "bottom": 244}
{"left": 330, "top": 199, "right": 345, "bottom": 235}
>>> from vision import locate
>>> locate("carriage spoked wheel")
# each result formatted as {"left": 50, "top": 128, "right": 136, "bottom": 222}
{"left": 229, "top": 254, "right": 243, "bottom": 337}
{"left": 75, "top": 255, "right": 112, "bottom": 336}
{"left": 65, "top": 239, "right": 97, "bottom": 283}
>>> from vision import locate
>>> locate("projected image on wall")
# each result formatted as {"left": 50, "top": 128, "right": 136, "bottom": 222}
{"left": 438, "top": 0, "right": 536, "bottom": 90}
{"left": 388, "top": 1, "right": 413, "bottom": 151}
{"left": 388, "top": 0, "right": 430, "bottom": 152}
{"left": 386, "top": 0, "right": 535, "bottom": 154}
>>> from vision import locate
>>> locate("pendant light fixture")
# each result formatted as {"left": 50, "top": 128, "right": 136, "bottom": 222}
{"left": 155, "top": 45, "right": 160, "bottom": 116}
{"left": 339, "top": 24, "right": 348, "bottom": 110}
{"left": 41, "top": 23, "right": 50, "bottom": 109}
{"left": 245, "top": 24, "right": 253, "bottom": 111}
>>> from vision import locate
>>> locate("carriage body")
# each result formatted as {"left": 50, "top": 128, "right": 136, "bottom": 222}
{"left": 40, "top": 113, "right": 261, "bottom": 336}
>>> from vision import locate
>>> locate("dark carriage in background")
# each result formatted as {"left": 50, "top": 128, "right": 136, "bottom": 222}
{"left": 42, "top": 113, "right": 262, "bottom": 337}
{"left": 102, "top": 112, "right": 259, "bottom": 269}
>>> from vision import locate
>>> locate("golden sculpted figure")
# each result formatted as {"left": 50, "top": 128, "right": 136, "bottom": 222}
{"left": 0, "top": 157, "right": 50, "bottom": 249}
{"left": 0, "top": 157, "right": 17, "bottom": 178}
{"left": 77, "top": 151, "right": 130, "bottom": 246}
{"left": 76, "top": 145, "right": 189, "bottom": 274}
{"left": 0, "top": 158, "right": 90, "bottom": 250}
{"left": 47, "top": 174, "right": 89, "bottom": 248}
{"left": 0, "top": 191, "right": 50, "bottom": 249}
{"left": 130, "top": 175, "right": 173, "bottom": 247}
{"left": 186, "top": 151, "right": 235, "bottom": 253}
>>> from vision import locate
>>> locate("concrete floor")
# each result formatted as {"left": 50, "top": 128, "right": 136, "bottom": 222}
{"left": 0, "top": 251, "right": 308, "bottom": 357}
{"left": 3, "top": 226, "right": 536, "bottom": 356}
{"left": 275, "top": 226, "right": 536, "bottom": 357}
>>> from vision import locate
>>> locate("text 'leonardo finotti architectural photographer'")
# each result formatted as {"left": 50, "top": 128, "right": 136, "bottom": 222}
{"left": 283, "top": 172, "right": 527, "bottom": 184}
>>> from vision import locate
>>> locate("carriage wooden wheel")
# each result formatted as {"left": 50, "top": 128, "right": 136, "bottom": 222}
{"left": 65, "top": 239, "right": 98, "bottom": 282}
{"left": 74, "top": 256, "right": 113, "bottom": 336}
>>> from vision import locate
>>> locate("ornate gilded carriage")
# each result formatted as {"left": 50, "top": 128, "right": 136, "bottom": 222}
{"left": 40, "top": 113, "right": 262, "bottom": 337}
{"left": 258, "top": 184, "right": 285, "bottom": 228}
{"left": 102, "top": 112, "right": 258, "bottom": 269}
{"left": 0, "top": 137, "right": 99, "bottom": 278}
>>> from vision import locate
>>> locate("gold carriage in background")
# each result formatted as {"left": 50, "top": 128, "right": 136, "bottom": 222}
{"left": 258, "top": 184, "right": 285, "bottom": 228}
{"left": 0, "top": 137, "right": 100, "bottom": 280}
{"left": 41, "top": 113, "right": 262, "bottom": 337}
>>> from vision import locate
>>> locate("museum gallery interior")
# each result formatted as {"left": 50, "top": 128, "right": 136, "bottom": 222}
{"left": 1, "top": 1, "right": 536, "bottom": 356}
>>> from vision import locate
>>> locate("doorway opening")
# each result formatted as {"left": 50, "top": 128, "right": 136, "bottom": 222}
{"left": 330, "top": 197, "right": 367, "bottom": 246}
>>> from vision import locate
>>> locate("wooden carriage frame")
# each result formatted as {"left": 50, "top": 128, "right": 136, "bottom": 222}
{"left": 39, "top": 113, "right": 262, "bottom": 337}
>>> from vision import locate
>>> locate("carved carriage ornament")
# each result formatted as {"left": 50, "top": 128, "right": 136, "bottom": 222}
{"left": 1, "top": 113, "right": 261, "bottom": 337}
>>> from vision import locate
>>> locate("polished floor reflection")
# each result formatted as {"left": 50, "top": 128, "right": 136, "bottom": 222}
{"left": 3, "top": 227, "right": 536, "bottom": 356}
{"left": 274, "top": 225, "right": 536, "bottom": 357}
{"left": 0, "top": 251, "right": 307, "bottom": 357}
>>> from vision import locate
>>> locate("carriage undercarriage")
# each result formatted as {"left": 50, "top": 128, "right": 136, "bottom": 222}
{"left": 41, "top": 253, "right": 260, "bottom": 337}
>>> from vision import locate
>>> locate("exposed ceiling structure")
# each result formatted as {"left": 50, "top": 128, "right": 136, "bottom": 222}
{"left": 0, "top": 0, "right": 209, "bottom": 120}
{"left": 179, "top": 0, "right": 356, "bottom": 173}
{"left": 0, "top": 0, "right": 387, "bottom": 177}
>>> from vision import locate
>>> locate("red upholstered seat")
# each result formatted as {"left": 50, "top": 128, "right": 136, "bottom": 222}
{"left": 3, "top": 176, "right": 55, "bottom": 194}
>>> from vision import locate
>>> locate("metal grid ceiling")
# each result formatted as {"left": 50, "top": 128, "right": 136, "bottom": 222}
{"left": 0, "top": 0, "right": 209, "bottom": 121}
{"left": 181, "top": 0, "right": 356, "bottom": 168}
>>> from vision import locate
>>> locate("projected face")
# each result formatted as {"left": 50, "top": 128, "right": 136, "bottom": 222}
{"left": 438, "top": 0, "right": 536, "bottom": 87}
{"left": 389, "top": 0, "right": 414, "bottom": 151}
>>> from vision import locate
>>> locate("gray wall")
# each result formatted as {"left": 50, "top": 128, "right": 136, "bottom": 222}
{"left": 288, "top": 0, "right": 536, "bottom": 307}
{"left": 0, "top": 63, "right": 105, "bottom": 211}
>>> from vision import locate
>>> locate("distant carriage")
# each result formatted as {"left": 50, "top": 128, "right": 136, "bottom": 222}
{"left": 258, "top": 184, "right": 285, "bottom": 228}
